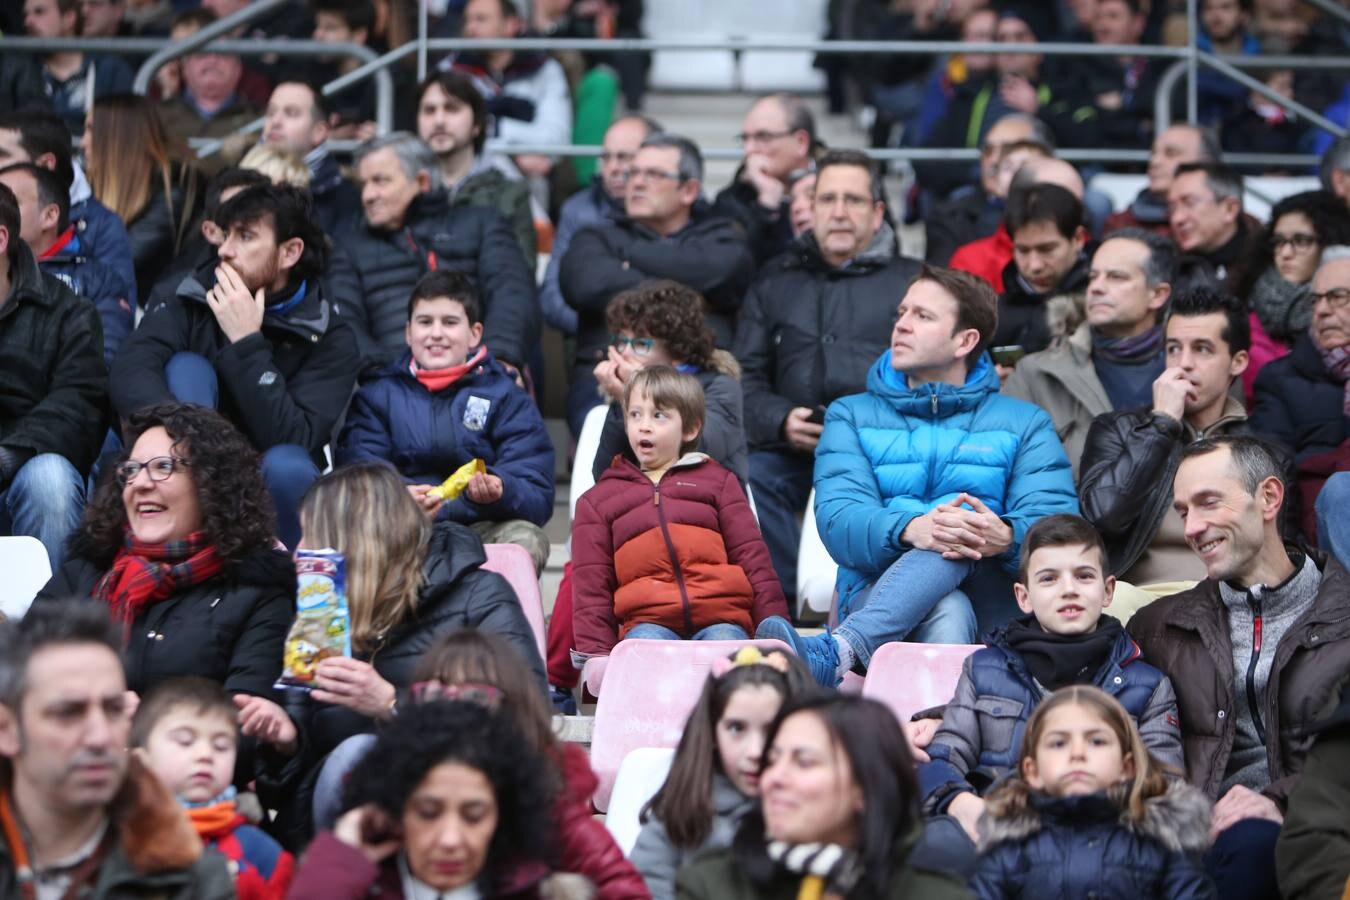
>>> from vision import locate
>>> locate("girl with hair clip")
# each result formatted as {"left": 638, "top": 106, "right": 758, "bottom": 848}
{"left": 972, "top": 685, "right": 1215, "bottom": 900}
{"left": 631, "top": 646, "right": 815, "bottom": 899}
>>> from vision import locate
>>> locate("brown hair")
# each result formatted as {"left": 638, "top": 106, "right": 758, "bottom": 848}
{"left": 605, "top": 280, "right": 721, "bottom": 372}
{"left": 130, "top": 676, "right": 236, "bottom": 749}
{"left": 915, "top": 264, "right": 999, "bottom": 368}
{"left": 299, "top": 462, "right": 429, "bottom": 655}
{"left": 622, "top": 366, "right": 706, "bottom": 454}
{"left": 993, "top": 685, "right": 1170, "bottom": 824}
{"left": 1016, "top": 514, "right": 1110, "bottom": 584}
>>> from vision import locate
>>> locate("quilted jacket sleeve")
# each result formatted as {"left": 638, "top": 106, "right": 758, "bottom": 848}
{"left": 571, "top": 488, "right": 622, "bottom": 656}
{"left": 997, "top": 404, "right": 1079, "bottom": 573}
{"left": 919, "top": 657, "right": 986, "bottom": 814}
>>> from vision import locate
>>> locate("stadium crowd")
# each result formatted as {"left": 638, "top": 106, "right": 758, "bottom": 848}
{"left": 3, "top": 0, "right": 1350, "bottom": 897}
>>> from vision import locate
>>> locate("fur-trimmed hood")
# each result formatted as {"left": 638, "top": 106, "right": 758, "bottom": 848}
{"left": 112, "top": 754, "right": 206, "bottom": 874}
{"left": 978, "top": 779, "right": 1212, "bottom": 856}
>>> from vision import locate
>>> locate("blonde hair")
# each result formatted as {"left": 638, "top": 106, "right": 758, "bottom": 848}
{"left": 622, "top": 365, "right": 705, "bottom": 453}
{"left": 1003, "top": 685, "right": 1170, "bottom": 824}
{"left": 299, "top": 463, "right": 429, "bottom": 654}
{"left": 239, "top": 144, "right": 312, "bottom": 188}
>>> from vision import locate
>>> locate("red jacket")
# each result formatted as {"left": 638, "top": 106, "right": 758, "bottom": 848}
{"left": 571, "top": 454, "right": 787, "bottom": 655}
{"left": 950, "top": 225, "right": 1013, "bottom": 293}
{"left": 1243, "top": 311, "right": 1292, "bottom": 407}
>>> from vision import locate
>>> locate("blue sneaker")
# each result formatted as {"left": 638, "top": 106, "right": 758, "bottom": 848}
{"left": 754, "top": 615, "right": 841, "bottom": 687}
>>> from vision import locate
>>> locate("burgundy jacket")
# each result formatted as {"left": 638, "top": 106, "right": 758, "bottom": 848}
{"left": 571, "top": 453, "right": 787, "bottom": 655}
{"left": 551, "top": 742, "right": 649, "bottom": 898}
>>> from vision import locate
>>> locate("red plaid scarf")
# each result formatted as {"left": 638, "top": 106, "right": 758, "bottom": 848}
{"left": 94, "top": 532, "right": 226, "bottom": 626}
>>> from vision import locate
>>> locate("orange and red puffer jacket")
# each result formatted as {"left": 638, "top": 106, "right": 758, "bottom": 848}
{"left": 571, "top": 453, "right": 787, "bottom": 655}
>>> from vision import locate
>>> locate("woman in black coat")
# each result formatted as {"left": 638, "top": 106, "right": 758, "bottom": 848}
{"left": 34, "top": 402, "right": 296, "bottom": 699}
{"left": 244, "top": 461, "right": 544, "bottom": 848}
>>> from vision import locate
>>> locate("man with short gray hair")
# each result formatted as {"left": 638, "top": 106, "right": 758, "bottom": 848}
{"left": 560, "top": 132, "right": 755, "bottom": 434}
{"left": 333, "top": 131, "right": 538, "bottom": 372}
{"left": 1168, "top": 161, "right": 1262, "bottom": 294}
{"left": 1107, "top": 123, "right": 1221, "bottom": 236}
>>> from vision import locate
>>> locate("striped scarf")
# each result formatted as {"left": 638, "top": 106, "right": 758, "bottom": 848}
{"left": 94, "top": 532, "right": 225, "bottom": 627}
{"left": 766, "top": 840, "right": 863, "bottom": 900}
{"left": 1320, "top": 343, "right": 1350, "bottom": 417}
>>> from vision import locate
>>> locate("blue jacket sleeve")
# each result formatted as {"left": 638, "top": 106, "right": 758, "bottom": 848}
{"left": 970, "top": 844, "right": 1020, "bottom": 900}
{"left": 539, "top": 206, "right": 581, "bottom": 334}
{"left": 335, "top": 382, "right": 396, "bottom": 467}
{"left": 74, "top": 200, "right": 138, "bottom": 303}
{"left": 812, "top": 400, "right": 916, "bottom": 574}
{"left": 88, "top": 266, "right": 134, "bottom": 368}
{"left": 460, "top": 385, "right": 556, "bottom": 527}
{"left": 997, "top": 403, "right": 1079, "bottom": 573}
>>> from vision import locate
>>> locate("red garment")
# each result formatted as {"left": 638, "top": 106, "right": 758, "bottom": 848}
{"left": 546, "top": 561, "right": 579, "bottom": 688}
{"left": 549, "top": 742, "right": 649, "bottom": 897}
{"left": 191, "top": 805, "right": 294, "bottom": 900}
{"left": 1242, "top": 312, "right": 1292, "bottom": 407}
{"left": 411, "top": 345, "right": 488, "bottom": 392}
{"left": 949, "top": 224, "right": 1013, "bottom": 293}
{"left": 571, "top": 454, "right": 788, "bottom": 656}
{"left": 94, "top": 532, "right": 226, "bottom": 625}
{"left": 37, "top": 224, "right": 77, "bottom": 260}
{"left": 1102, "top": 209, "right": 1174, "bottom": 238}
{"left": 1297, "top": 439, "right": 1350, "bottom": 545}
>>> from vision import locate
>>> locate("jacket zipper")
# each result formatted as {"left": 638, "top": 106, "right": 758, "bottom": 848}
{"left": 1245, "top": 595, "right": 1267, "bottom": 746}
{"left": 652, "top": 481, "right": 696, "bottom": 637}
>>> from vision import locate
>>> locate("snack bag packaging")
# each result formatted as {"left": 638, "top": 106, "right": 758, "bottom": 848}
{"left": 427, "top": 458, "right": 486, "bottom": 501}
{"left": 276, "top": 549, "right": 351, "bottom": 690}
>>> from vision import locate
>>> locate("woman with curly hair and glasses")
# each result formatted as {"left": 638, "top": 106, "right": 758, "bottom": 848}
{"left": 591, "top": 279, "right": 748, "bottom": 484}
{"left": 291, "top": 700, "right": 590, "bottom": 899}
{"left": 32, "top": 402, "right": 295, "bottom": 700}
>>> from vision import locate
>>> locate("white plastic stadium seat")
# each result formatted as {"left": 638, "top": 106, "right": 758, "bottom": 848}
{"left": 1088, "top": 172, "right": 1322, "bottom": 222}
{"left": 570, "top": 403, "right": 611, "bottom": 520}
{"left": 0, "top": 536, "right": 52, "bottom": 620}
{"left": 797, "top": 489, "right": 838, "bottom": 619}
{"left": 605, "top": 747, "right": 677, "bottom": 856}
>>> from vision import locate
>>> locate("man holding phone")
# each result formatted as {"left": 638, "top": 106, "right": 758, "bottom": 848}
{"left": 734, "top": 149, "right": 921, "bottom": 606}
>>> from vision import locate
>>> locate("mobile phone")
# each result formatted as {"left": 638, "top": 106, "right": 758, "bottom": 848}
{"left": 806, "top": 405, "right": 827, "bottom": 426}
{"left": 991, "top": 345, "right": 1026, "bottom": 368}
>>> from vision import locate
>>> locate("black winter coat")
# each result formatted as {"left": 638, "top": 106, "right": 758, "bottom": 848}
{"left": 331, "top": 190, "right": 538, "bottom": 369}
{"left": 127, "top": 170, "right": 200, "bottom": 307}
{"left": 109, "top": 268, "right": 359, "bottom": 465}
{"left": 732, "top": 230, "right": 919, "bottom": 450}
{"left": 559, "top": 204, "right": 755, "bottom": 364}
{"left": 994, "top": 255, "right": 1089, "bottom": 355}
{"left": 308, "top": 151, "right": 363, "bottom": 235}
{"left": 1251, "top": 334, "right": 1348, "bottom": 465}
{"left": 712, "top": 176, "right": 795, "bottom": 266}
{"left": 925, "top": 190, "right": 1003, "bottom": 267}
{"left": 33, "top": 545, "right": 296, "bottom": 697}
{"left": 0, "top": 243, "right": 107, "bottom": 479}
{"left": 972, "top": 781, "right": 1216, "bottom": 900}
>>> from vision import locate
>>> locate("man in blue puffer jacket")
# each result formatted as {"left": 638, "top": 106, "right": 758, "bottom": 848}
{"left": 757, "top": 265, "right": 1078, "bottom": 687}
{"left": 338, "top": 270, "right": 555, "bottom": 574}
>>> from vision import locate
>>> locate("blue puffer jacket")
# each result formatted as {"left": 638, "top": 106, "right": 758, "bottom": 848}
{"left": 337, "top": 347, "right": 555, "bottom": 527}
{"left": 39, "top": 228, "right": 134, "bottom": 367}
{"left": 919, "top": 615, "right": 1183, "bottom": 814}
{"left": 69, "top": 187, "right": 137, "bottom": 304}
{"left": 814, "top": 351, "right": 1078, "bottom": 611}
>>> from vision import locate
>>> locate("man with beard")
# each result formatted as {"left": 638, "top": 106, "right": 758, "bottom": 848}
{"left": 110, "top": 184, "right": 359, "bottom": 549}
{"left": 0, "top": 601, "right": 233, "bottom": 898}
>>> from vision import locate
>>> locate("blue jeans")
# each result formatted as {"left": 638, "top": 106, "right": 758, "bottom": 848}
{"left": 625, "top": 622, "right": 750, "bottom": 641}
{"left": 1206, "top": 818, "right": 1280, "bottom": 900}
{"left": 166, "top": 351, "right": 318, "bottom": 548}
{"left": 0, "top": 453, "right": 85, "bottom": 570}
{"left": 747, "top": 449, "right": 815, "bottom": 603}
{"left": 1316, "top": 471, "right": 1350, "bottom": 568}
{"left": 836, "top": 549, "right": 979, "bottom": 667}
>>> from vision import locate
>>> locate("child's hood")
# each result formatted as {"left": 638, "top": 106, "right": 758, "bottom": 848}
{"left": 978, "top": 779, "right": 1212, "bottom": 856}
{"left": 600, "top": 451, "right": 713, "bottom": 483}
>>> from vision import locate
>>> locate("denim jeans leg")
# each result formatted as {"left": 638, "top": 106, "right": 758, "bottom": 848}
{"left": 0, "top": 453, "right": 85, "bottom": 571}
{"left": 164, "top": 351, "right": 220, "bottom": 408}
{"left": 1205, "top": 818, "right": 1281, "bottom": 900}
{"left": 692, "top": 623, "right": 749, "bottom": 641}
{"left": 1316, "top": 472, "right": 1350, "bottom": 567}
{"left": 835, "top": 549, "right": 976, "bottom": 667}
{"left": 261, "top": 444, "right": 320, "bottom": 550}
{"left": 623, "top": 623, "right": 681, "bottom": 640}
{"left": 907, "top": 590, "right": 978, "bottom": 644}
{"left": 747, "top": 449, "right": 814, "bottom": 602}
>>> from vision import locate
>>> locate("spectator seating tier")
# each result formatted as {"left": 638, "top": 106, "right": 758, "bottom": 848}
{"left": 604, "top": 746, "right": 677, "bottom": 856}
{"left": 861, "top": 641, "right": 981, "bottom": 725}
{"left": 481, "top": 543, "right": 547, "bottom": 661}
{"left": 0, "top": 536, "right": 52, "bottom": 621}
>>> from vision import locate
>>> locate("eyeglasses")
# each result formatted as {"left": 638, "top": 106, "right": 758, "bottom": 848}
{"left": 626, "top": 167, "right": 684, "bottom": 183}
{"left": 735, "top": 129, "right": 794, "bottom": 145}
{"left": 1311, "top": 287, "right": 1350, "bottom": 309}
{"left": 609, "top": 334, "right": 656, "bottom": 356}
{"left": 599, "top": 150, "right": 636, "bottom": 165}
{"left": 814, "top": 191, "right": 872, "bottom": 211}
{"left": 1270, "top": 233, "right": 1318, "bottom": 252}
{"left": 115, "top": 456, "right": 191, "bottom": 487}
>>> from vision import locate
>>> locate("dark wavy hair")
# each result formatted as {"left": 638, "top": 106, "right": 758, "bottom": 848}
{"left": 1252, "top": 190, "right": 1350, "bottom": 285}
{"left": 605, "top": 279, "right": 717, "bottom": 368}
{"left": 732, "top": 695, "right": 922, "bottom": 900}
{"left": 342, "top": 700, "right": 556, "bottom": 890}
{"left": 76, "top": 403, "right": 276, "bottom": 567}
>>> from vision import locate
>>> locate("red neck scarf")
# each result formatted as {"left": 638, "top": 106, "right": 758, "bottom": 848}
{"left": 411, "top": 345, "right": 487, "bottom": 392}
{"left": 94, "top": 532, "right": 226, "bottom": 627}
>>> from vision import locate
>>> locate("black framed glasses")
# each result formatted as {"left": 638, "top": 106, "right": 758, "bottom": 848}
{"left": 115, "top": 456, "right": 191, "bottom": 487}
{"left": 1311, "top": 287, "right": 1350, "bottom": 309}
{"left": 609, "top": 334, "right": 656, "bottom": 356}
{"left": 1270, "top": 233, "right": 1318, "bottom": 252}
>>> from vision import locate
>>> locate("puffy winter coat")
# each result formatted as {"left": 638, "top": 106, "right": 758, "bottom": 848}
{"left": 34, "top": 545, "right": 297, "bottom": 698}
{"left": 0, "top": 242, "right": 107, "bottom": 478}
{"left": 127, "top": 168, "right": 200, "bottom": 306}
{"left": 1251, "top": 333, "right": 1348, "bottom": 465}
{"left": 993, "top": 255, "right": 1089, "bottom": 355}
{"left": 571, "top": 454, "right": 787, "bottom": 655}
{"left": 337, "top": 348, "right": 555, "bottom": 527}
{"left": 552, "top": 742, "right": 650, "bottom": 898}
{"left": 38, "top": 225, "right": 134, "bottom": 367}
{"left": 452, "top": 160, "right": 537, "bottom": 267}
{"left": 814, "top": 352, "right": 1079, "bottom": 612}
{"left": 950, "top": 225, "right": 1012, "bottom": 293}
{"left": 559, "top": 204, "right": 755, "bottom": 363}
{"left": 712, "top": 173, "right": 796, "bottom": 266}
{"left": 733, "top": 228, "right": 920, "bottom": 451}
{"left": 541, "top": 179, "right": 617, "bottom": 334}
{"left": 331, "top": 189, "right": 539, "bottom": 368}
{"left": 630, "top": 773, "right": 753, "bottom": 900}
{"left": 919, "top": 615, "right": 1183, "bottom": 814}
{"left": 1275, "top": 683, "right": 1350, "bottom": 900}
{"left": 109, "top": 268, "right": 360, "bottom": 465}
{"left": 926, "top": 190, "right": 1004, "bottom": 267}
{"left": 69, "top": 168, "right": 138, "bottom": 301}
{"left": 449, "top": 51, "right": 573, "bottom": 152}
{"left": 308, "top": 150, "right": 363, "bottom": 236}
{"left": 972, "top": 781, "right": 1216, "bottom": 900}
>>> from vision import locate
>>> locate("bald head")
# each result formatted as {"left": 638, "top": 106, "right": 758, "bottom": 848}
{"left": 1012, "top": 157, "right": 1084, "bottom": 200}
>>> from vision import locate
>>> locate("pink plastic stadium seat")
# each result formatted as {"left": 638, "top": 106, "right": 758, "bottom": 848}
{"left": 861, "top": 642, "right": 981, "bottom": 724}
{"left": 588, "top": 638, "right": 793, "bottom": 812}
{"left": 481, "top": 543, "right": 547, "bottom": 661}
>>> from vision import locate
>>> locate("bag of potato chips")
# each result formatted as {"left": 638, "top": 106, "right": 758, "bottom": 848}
{"left": 426, "top": 458, "right": 485, "bottom": 502}
{"left": 276, "top": 549, "right": 351, "bottom": 690}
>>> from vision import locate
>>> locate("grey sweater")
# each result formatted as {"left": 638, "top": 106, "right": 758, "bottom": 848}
{"left": 629, "top": 773, "right": 754, "bottom": 900}
{"left": 1218, "top": 553, "right": 1321, "bottom": 794}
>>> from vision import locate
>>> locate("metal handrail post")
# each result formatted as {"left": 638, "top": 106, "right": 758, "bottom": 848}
{"left": 131, "top": 0, "right": 287, "bottom": 93}
{"left": 1198, "top": 51, "right": 1347, "bottom": 137}
{"left": 418, "top": 0, "right": 429, "bottom": 83}
{"left": 1154, "top": 60, "right": 1188, "bottom": 133}
{"left": 1186, "top": 0, "right": 1199, "bottom": 122}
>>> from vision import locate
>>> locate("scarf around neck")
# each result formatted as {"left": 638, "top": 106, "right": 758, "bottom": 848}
{"left": 1319, "top": 343, "right": 1350, "bottom": 417}
{"left": 94, "top": 531, "right": 225, "bottom": 627}
{"left": 1004, "top": 615, "right": 1123, "bottom": 691}
{"left": 1251, "top": 268, "right": 1311, "bottom": 343}
{"left": 412, "top": 345, "right": 488, "bottom": 393}
{"left": 766, "top": 840, "right": 863, "bottom": 900}
{"left": 1091, "top": 325, "right": 1164, "bottom": 366}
